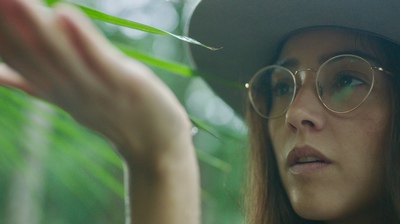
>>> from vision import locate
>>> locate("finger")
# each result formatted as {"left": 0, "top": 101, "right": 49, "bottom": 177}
{"left": 0, "top": 64, "right": 37, "bottom": 95}
{"left": 54, "top": 3, "right": 166, "bottom": 98}
{"left": 53, "top": 3, "right": 126, "bottom": 89}
{"left": 0, "top": 0, "right": 70, "bottom": 87}
{"left": 0, "top": 0, "right": 93, "bottom": 98}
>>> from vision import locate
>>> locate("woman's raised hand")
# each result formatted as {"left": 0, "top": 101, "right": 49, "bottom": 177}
{"left": 0, "top": 0, "right": 194, "bottom": 164}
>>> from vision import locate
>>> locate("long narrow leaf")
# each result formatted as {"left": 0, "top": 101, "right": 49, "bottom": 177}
{"left": 190, "top": 116, "right": 221, "bottom": 140}
{"left": 196, "top": 149, "right": 231, "bottom": 172}
{"left": 114, "top": 42, "right": 195, "bottom": 77}
{"left": 44, "top": 0, "right": 59, "bottom": 6}
{"left": 71, "top": 3, "right": 220, "bottom": 51}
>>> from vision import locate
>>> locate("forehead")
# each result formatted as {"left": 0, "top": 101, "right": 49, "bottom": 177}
{"left": 278, "top": 28, "right": 380, "bottom": 66}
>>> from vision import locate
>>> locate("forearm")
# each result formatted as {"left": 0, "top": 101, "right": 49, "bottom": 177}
{"left": 124, "top": 143, "right": 200, "bottom": 224}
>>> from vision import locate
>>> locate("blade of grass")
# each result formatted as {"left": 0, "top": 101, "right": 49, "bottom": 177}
{"left": 44, "top": 0, "right": 59, "bottom": 6}
{"left": 58, "top": 2, "right": 221, "bottom": 51}
{"left": 53, "top": 138, "right": 124, "bottom": 198}
{"left": 196, "top": 149, "right": 231, "bottom": 172}
{"left": 114, "top": 42, "right": 195, "bottom": 77}
{"left": 190, "top": 116, "right": 221, "bottom": 140}
{"left": 190, "top": 115, "right": 245, "bottom": 141}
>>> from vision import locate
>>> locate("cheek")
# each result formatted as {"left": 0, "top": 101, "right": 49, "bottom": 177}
{"left": 268, "top": 118, "right": 294, "bottom": 167}
{"left": 336, "top": 95, "right": 390, "bottom": 156}
{"left": 329, "top": 107, "right": 389, "bottom": 199}
{"left": 268, "top": 118, "right": 287, "bottom": 151}
{"left": 331, "top": 101, "right": 389, "bottom": 168}
{"left": 329, "top": 76, "right": 391, "bottom": 161}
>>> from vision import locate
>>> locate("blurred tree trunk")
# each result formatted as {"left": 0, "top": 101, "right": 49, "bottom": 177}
{"left": 6, "top": 100, "right": 54, "bottom": 224}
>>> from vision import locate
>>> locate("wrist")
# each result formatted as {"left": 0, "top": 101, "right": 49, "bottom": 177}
{"left": 125, "top": 140, "right": 200, "bottom": 224}
{"left": 117, "top": 126, "right": 197, "bottom": 178}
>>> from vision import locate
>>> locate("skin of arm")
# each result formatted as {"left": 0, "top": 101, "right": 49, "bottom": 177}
{"left": 0, "top": 0, "right": 200, "bottom": 223}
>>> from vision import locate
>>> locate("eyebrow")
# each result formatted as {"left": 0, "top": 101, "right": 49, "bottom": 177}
{"left": 275, "top": 50, "right": 380, "bottom": 68}
{"left": 275, "top": 58, "right": 299, "bottom": 68}
{"left": 319, "top": 50, "right": 380, "bottom": 65}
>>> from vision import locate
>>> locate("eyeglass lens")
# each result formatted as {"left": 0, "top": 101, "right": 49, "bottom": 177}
{"left": 249, "top": 55, "right": 374, "bottom": 119}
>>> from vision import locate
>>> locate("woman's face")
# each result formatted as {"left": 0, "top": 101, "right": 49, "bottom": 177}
{"left": 268, "top": 28, "right": 391, "bottom": 223}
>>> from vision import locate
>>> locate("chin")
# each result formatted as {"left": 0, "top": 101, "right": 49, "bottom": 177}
{"left": 287, "top": 184, "right": 384, "bottom": 223}
{"left": 294, "top": 206, "right": 334, "bottom": 221}
{"left": 290, "top": 196, "right": 348, "bottom": 222}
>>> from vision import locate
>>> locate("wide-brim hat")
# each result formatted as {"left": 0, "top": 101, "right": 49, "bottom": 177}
{"left": 187, "top": 0, "right": 400, "bottom": 118}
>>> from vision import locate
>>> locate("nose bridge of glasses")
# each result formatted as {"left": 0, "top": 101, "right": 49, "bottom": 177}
{"left": 294, "top": 68, "right": 317, "bottom": 88}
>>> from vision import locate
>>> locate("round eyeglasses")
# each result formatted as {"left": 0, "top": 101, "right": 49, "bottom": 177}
{"left": 246, "top": 54, "right": 392, "bottom": 119}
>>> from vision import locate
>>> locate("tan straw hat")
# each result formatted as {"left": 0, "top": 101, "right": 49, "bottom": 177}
{"left": 187, "top": 0, "right": 400, "bottom": 117}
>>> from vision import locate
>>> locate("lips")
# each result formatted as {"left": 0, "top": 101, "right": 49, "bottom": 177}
{"left": 287, "top": 146, "right": 332, "bottom": 174}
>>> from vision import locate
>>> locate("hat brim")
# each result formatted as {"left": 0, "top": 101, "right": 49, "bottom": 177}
{"left": 187, "top": 0, "right": 400, "bottom": 117}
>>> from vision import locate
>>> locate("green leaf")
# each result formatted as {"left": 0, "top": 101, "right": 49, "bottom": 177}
{"left": 196, "top": 149, "right": 231, "bottom": 172}
{"left": 72, "top": 3, "right": 221, "bottom": 51}
{"left": 44, "top": 0, "right": 59, "bottom": 6}
{"left": 114, "top": 42, "right": 195, "bottom": 77}
{"left": 190, "top": 116, "right": 221, "bottom": 140}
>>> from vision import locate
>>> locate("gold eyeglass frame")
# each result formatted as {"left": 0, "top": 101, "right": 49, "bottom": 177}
{"left": 245, "top": 54, "right": 393, "bottom": 119}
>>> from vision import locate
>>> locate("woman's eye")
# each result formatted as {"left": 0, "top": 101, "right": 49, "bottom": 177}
{"left": 333, "top": 72, "right": 364, "bottom": 88}
{"left": 272, "top": 82, "right": 293, "bottom": 96}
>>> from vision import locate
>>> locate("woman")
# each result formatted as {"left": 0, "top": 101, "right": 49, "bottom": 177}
{"left": 189, "top": 1, "right": 400, "bottom": 223}
{"left": 245, "top": 28, "right": 400, "bottom": 223}
{"left": 0, "top": 0, "right": 400, "bottom": 224}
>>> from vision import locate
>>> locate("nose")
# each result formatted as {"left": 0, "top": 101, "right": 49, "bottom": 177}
{"left": 285, "top": 73, "right": 326, "bottom": 133}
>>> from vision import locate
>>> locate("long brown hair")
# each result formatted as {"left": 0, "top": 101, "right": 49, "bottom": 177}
{"left": 244, "top": 29, "right": 400, "bottom": 224}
